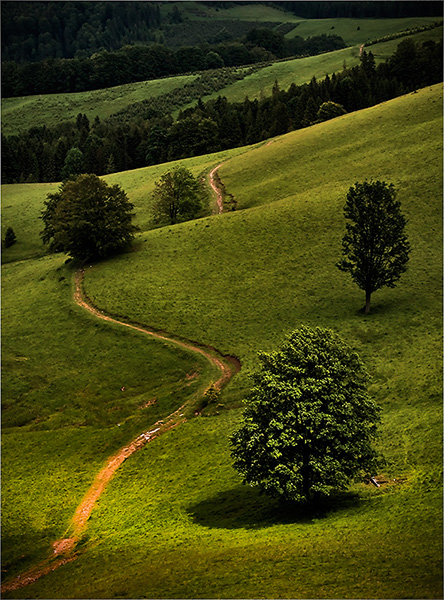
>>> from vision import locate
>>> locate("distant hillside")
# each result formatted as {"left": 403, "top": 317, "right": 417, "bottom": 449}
{"left": 2, "top": 32, "right": 441, "bottom": 185}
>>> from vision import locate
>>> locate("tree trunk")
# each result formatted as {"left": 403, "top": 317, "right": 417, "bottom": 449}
{"left": 301, "top": 451, "right": 311, "bottom": 501}
{"left": 365, "top": 290, "right": 371, "bottom": 314}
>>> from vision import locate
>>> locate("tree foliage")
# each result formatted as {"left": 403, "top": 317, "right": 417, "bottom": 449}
{"left": 3, "top": 226, "right": 17, "bottom": 248}
{"left": 230, "top": 326, "right": 381, "bottom": 504}
{"left": 40, "top": 173, "right": 137, "bottom": 261}
{"left": 152, "top": 167, "right": 208, "bottom": 225}
{"left": 61, "top": 147, "right": 85, "bottom": 180}
{"left": 316, "top": 100, "right": 346, "bottom": 122}
{"left": 337, "top": 180, "right": 411, "bottom": 313}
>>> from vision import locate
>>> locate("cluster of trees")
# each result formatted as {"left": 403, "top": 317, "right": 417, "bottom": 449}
{"left": 6, "top": 0, "right": 439, "bottom": 64}
{"left": 3, "top": 37, "right": 441, "bottom": 185}
{"left": 1, "top": 1, "right": 162, "bottom": 62}
{"left": 38, "top": 166, "right": 206, "bottom": 261}
{"left": 2, "top": 30, "right": 345, "bottom": 97}
{"left": 1, "top": 67, "right": 256, "bottom": 183}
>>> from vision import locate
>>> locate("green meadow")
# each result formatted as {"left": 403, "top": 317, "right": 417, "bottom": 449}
{"left": 2, "top": 84, "right": 442, "bottom": 598}
{"left": 187, "top": 26, "right": 443, "bottom": 105}
{"left": 160, "top": 1, "right": 302, "bottom": 23}
{"left": 0, "top": 74, "right": 197, "bottom": 137}
{"left": 1, "top": 253, "right": 216, "bottom": 576}
{"left": 287, "top": 16, "right": 441, "bottom": 45}
{"left": 2, "top": 25, "right": 441, "bottom": 136}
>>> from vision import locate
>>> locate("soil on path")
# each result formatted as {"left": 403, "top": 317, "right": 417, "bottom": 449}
{"left": 1, "top": 267, "right": 240, "bottom": 593}
{"left": 209, "top": 163, "right": 224, "bottom": 214}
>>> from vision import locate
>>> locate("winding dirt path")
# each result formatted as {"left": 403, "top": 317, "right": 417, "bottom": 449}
{"left": 209, "top": 163, "right": 224, "bottom": 214}
{"left": 2, "top": 268, "right": 239, "bottom": 593}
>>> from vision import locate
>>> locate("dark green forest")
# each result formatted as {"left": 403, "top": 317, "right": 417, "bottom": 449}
{"left": 2, "top": 31, "right": 346, "bottom": 97}
{"left": 2, "top": 37, "right": 441, "bottom": 185}
{"left": 3, "top": 0, "right": 442, "bottom": 64}
{"left": 2, "top": 0, "right": 442, "bottom": 97}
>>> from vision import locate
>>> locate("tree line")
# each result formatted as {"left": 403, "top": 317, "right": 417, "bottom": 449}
{"left": 1, "top": 1, "right": 162, "bottom": 62}
{"left": 2, "top": 30, "right": 345, "bottom": 98}
{"left": 2, "top": 37, "right": 442, "bottom": 185}
{"left": 5, "top": 1, "right": 440, "bottom": 65}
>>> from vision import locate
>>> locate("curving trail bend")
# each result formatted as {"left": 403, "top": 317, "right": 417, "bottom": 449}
{"left": 209, "top": 163, "right": 224, "bottom": 214}
{"left": 2, "top": 266, "right": 239, "bottom": 593}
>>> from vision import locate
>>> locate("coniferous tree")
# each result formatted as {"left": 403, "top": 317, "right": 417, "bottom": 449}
{"left": 4, "top": 226, "right": 17, "bottom": 248}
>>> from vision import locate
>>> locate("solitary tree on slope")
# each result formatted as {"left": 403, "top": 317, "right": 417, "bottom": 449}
{"left": 41, "top": 173, "right": 137, "bottom": 261}
{"left": 230, "top": 326, "right": 381, "bottom": 504}
{"left": 337, "top": 180, "right": 410, "bottom": 314}
{"left": 4, "top": 226, "right": 17, "bottom": 248}
{"left": 152, "top": 166, "right": 208, "bottom": 225}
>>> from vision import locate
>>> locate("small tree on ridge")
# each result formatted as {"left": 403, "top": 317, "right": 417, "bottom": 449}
{"left": 337, "top": 180, "right": 410, "bottom": 314}
{"left": 4, "top": 226, "right": 17, "bottom": 248}
{"left": 152, "top": 166, "right": 208, "bottom": 226}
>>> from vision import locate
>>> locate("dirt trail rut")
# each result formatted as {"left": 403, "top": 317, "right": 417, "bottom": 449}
{"left": 2, "top": 265, "right": 239, "bottom": 593}
{"left": 209, "top": 163, "right": 224, "bottom": 213}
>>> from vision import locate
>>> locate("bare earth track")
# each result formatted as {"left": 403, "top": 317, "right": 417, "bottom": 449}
{"left": 1, "top": 226, "right": 239, "bottom": 593}
{"left": 210, "top": 163, "right": 224, "bottom": 213}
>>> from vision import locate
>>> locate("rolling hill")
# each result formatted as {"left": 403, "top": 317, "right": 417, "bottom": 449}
{"left": 2, "top": 24, "right": 441, "bottom": 137}
{"left": 1, "top": 83, "right": 442, "bottom": 598}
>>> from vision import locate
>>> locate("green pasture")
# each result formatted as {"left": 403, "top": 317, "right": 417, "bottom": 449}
{"left": 287, "top": 16, "right": 441, "bottom": 45}
{"left": 160, "top": 1, "right": 301, "bottom": 23}
{"left": 1, "top": 74, "right": 197, "bottom": 137}
{"left": 1, "top": 254, "right": 217, "bottom": 576}
{"left": 14, "top": 410, "right": 442, "bottom": 599}
{"left": 2, "top": 25, "right": 441, "bottom": 136}
{"left": 1, "top": 183, "right": 59, "bottom": 262}
{"left": 191, "top": 26, "right": 443, "bottom": 104}
{"left": 0, "top": 145, "right": 250, "bottom": 265}
{"left": 2, "top": 85, "right": 442, "bottom": 598}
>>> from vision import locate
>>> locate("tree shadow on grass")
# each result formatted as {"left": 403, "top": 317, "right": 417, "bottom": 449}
{"left": 187, "top": 484, "right": 364, "bottom": 530}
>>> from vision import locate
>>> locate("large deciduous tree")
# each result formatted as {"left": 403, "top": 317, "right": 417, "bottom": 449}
{"left": 230, "top": 326, "right": 381, "bottom": 504}
{"left": 152, "top": 166, "right": 208, "bottom": 225}
{"left": 337, "top": 180, "right": 410, "bottom": 314}
{"left": 40, "top": 173, "right": 137, "bottom": 261}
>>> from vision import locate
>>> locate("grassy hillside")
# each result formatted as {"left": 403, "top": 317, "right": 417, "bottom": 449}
{"left": 0, "top": 74, "right": 197, "bottom": 137}
{"left": 160, "top": 1, "right": 301, "bottom": 23}
{"left": 2, "top": 25, "right": 441, "bottom": 136}
{"left": 0, "top": 144, "right": 250, "bottom": 264}
{"left": 2, "top": 85, "right": 442, "bottom": 598}
{"left": 183, "top": 25, "right": 442, "bottom": 105}
{"left": 1, "top": 252, "right": 216, "bottom": 576}
{"left": 288, "top": 16, "right": 441, "bottom": 45}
